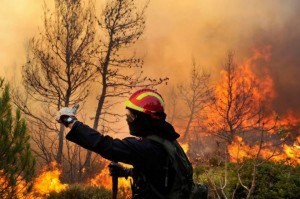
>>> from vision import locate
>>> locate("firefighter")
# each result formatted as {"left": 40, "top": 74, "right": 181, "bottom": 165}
{"left": 56, "top": 89, "right": 204, "bottom": 198}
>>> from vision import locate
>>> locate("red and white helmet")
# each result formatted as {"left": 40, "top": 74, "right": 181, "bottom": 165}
{"left": 125, "top": 88, "right": 165, "bottom": 118}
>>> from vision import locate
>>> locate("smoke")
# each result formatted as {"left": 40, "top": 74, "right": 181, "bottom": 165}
{"left": 0, "top": 0, "right": 42, "bottom": 81}
{"left": 139, "top": 0, "right": 300, "bottom": 116}
{"left": 245, "top": 2, "right": 300, "bottom": 117}
{"left": 0, "top": 0, "right": 299, "bottom": 116}
{"left": 254, "top": 4, "right": 300, "bottom": 115}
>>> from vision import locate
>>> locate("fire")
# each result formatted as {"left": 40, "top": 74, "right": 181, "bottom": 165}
{"left": 228, "top": 136, "right": 300, "bottom": 166}
{"left": 32, "top": 161, "right": 68, "bottom": 197}
{"left": 89, "top": 163, "right": 132, "bottom": 197}
{"left": 0, "top": 170, "right": 29, "bottom": 199}
{"left": 24, "top": 160, "right": 133, "bottom": 198}
{"left": 179, "top": 142, "right": 189, "bottom": 153}
{"left": 228, "top": 136, "right": 252, "bottom": 162}
{"left": 241, "top": 46, "right": 275, "bottom": 103}
{"left": 278, "top": 110, "right": 300, "bottom": 126}
{"left": 283, "top": 136, "right": 300, "bottom": 165}
{"left": 0, "top": 162, "right": 68, "bottom": 199}
{"left": 204, "top": 46, "right": 277, "bottom": 135}
{"left": 89, "top": 166, "right": 112, "bottom": 190}
{"left": 203, "top": 46, "right": 300, "bottom": 166}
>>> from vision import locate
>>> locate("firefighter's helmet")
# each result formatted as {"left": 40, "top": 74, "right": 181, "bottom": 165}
{"left": 125, "top": 89, "right": 165, "bottom": 118}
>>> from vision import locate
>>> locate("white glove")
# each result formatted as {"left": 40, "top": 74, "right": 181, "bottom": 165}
{"left": 56, "top": 105, "right": 79, "bottom": 127}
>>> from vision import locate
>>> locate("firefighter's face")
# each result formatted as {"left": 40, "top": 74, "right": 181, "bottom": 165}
{"left": 126, "top": 109, "right": 147, "bottom": 136}
{"left": 126, "top": 109, "right": 137, "bottom": 123}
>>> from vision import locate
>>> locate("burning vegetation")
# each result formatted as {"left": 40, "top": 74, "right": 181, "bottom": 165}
{"left": 22, "top": 161, "right": 130, "bottom": 199}
{"left": 1, "top": 51, "right": 299, "bottom": 198}
{"left": 32, "top": 162, "right": 68, "bottom": 197}
{"left": 228, "top": 135, "right": 300, "bottom": 166}
{"left": 190, "top": 47, "right": 299, "bottom": 198}
{"left": 4, "top": 45, "right": 297, "bottom": 199}
{"left": 89, "top": 165, "right": 132, "bottom": 198}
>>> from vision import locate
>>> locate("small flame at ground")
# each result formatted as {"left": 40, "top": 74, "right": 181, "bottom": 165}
{"left": 89, "top": 163, "right": 132, "bottom": 198}
{"left": 32, "top": 161, "right": 68, "bottom": 196}
{"left": 26, "top": 161, "right": 133, "bottom": 198}
{"left": 283, "top": 136, "right": 300, "bottom": 165}
{"left": 89, "top": 167, "right": 112, "bottom": 190}
{"left": 1, "top": 161, "right": 69, "bottom": 199}
{"left": 228, "top": 136, "right": 300, "bottom": 166}
{"left": 179, "top": 142, "right": 189, "bottom": 153}
{"left": 0, "top": 170, "right": 28, "bottom": 199}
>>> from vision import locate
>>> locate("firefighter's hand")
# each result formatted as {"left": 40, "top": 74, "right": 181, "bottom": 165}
{"left": 108, "top": 162, "right": 132, "bottom": 178}
{"left": 56, "top": 107, "right": 77, "bottom": 128}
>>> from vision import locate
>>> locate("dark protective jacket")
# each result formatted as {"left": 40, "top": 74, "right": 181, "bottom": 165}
{"left": 66, "top": 121, "right": 182, "bottom": 198}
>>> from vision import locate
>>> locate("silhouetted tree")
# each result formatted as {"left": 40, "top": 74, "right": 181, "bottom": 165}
{"left": 84, "top": 0, "right": 168, "bottom": 171}
{"left": 209, "top": 53, "right": 259, "bottom": 144}
{"left": 165, "top": 86, "right": 179, "bottom": 124}
{"left": 178, "top": 61, "right": 212, "bottom": 141}
{"left": 21, "top": 0, "right": 96, "bottom": 163}
{"left": 13, "top": 0, "right": 97, "bottom": 182}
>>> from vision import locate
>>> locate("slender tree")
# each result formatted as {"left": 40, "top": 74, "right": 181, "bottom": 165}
{"left": 178, "top": 61, "right": 212, "bottom": 141}
{"left": 165, "top": 86, "right": 179, "bottom": 124}
{"left": 18, "top": 0, "right": 97, "bottom": 166}
{"left": 0, "top": 78, "right": 35, "bottom": 198}
{"left": 83, "top": 0, "right": 168, "bottom": 171}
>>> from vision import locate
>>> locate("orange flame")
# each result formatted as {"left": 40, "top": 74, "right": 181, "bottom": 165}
{"left": 26, "top": 161, "right": 133, "bottom": 197}
{"left": 283, "top": 136, "right": 300, "bottom": 165}
{"left": 278, "top": 111, "right": 300, "bottom": 126}
{"left": 89, "top": 163, "right": 132, "bottom": 197}
{"left": 204, "top": 46, "right": 276, "bottom": 134}
{"left": 179, "top": 142, "right": 189, "bottom": 153}
{"left": 1, "top": 162, "right": 69, "bottom": 199}
{"left": 0, "top": 170, "right": 29, "bottom": 199}
{"left": 228, "top": 136, "right": 300, "bottom": 166}
{"left": 89, "top": 166, "right": 112, "bottom": 190}
{"left": 203, "top": 46, "right": 300, "bottom": 166}
{"left": 32, "top": 161, "right": 68, "bottom": 197}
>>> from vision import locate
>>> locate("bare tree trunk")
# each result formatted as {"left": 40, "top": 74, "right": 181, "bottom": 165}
{"left": 84, "top": 85, "right": 107, "bottom": 171}
{"left": 182, "top": 109, "right": 194, "bottom": 141}
{"left": 56, "top": 124, "right": 65, "bottom": 164}
{"left": 82, "top": 0, "right": 167, "bottom": 177}
{"left": 84, "top": 37, "right": 112, "bottom": 172}
{"left": 19, "top": 0, "right": 97, "bottom": 182}
{"left": 178, "top": 62, "right": 212, "bottom": 142}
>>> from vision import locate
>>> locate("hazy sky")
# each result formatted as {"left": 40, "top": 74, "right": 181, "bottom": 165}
{"left": 0, "top": 0, "right": 41, "bottom": 80}
{"left": 0, "top": 0, "right": 300, "bottom": 115}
